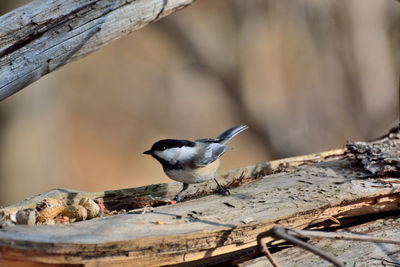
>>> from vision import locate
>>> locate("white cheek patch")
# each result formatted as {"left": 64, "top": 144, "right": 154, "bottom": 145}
{"left": 154, "top": 146, "right": 198, "bottom": 165}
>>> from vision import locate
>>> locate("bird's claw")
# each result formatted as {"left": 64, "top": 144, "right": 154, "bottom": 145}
{"left": 174, "top": 194, "right": 182, "bottom": 202}
{"left": 216, "top": 185, "right": 230, "bottom": 196}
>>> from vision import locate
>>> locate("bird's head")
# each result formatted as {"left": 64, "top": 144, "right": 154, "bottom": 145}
{"left": 143, "top": 139, "right": 197, "bottom": 167}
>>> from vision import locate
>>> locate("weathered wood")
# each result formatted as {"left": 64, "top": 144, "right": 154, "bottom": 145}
{"left": 0, "top": 159, "right": 398, "bottom": 265}
{"left": 0, "top": 0, "right": 195, "bottom": 100}
{"left": 0, "top": 132, "right": 398, "bottom": 266}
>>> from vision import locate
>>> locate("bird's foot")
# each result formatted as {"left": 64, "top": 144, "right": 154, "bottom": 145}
{"left": 214, "top": 178, "right": 230, "bottom": 196}
{"left": 174, "top": 183, "right": 189, "bottom": 202}
{"left": 216, "top": 184, "right": 230, "bottom": 196}
{"left": 174, "top": 193, "right": 182, "bottom": 202}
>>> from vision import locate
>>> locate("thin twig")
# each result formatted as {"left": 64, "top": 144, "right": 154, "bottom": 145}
{"left": 258, "top": 236, "right": 280, "bottom": 267}
{"left": 269, "top": 226, "right": 344, "bottom": 267}
{"left": 257, "top": 228, "right": 280, "bottom": 266}
{"left": 258, "top": 225, "right": 400, "bottom": 267}
{"left": 290, "top": 229, "right": 400, "bottom": 245}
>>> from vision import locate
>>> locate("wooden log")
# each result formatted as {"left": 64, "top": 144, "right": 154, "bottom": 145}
{"left": 0, "top": 132, "right": 398, "bottom": 266}
{"left": 0, "top": 0, "right": 195, "bottom": 100}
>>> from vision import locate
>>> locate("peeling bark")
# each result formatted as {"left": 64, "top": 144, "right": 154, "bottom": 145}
{"left": 347, "top": 126, "right": 400, "bottom": 176}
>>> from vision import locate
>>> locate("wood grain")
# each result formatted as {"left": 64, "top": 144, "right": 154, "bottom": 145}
{"left": 0, "top": 0, "right": 195, "bottom": 100}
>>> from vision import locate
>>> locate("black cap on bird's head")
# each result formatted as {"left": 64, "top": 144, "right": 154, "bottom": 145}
{"left": 143, "top": 139, "right": 195, "bottom": 155}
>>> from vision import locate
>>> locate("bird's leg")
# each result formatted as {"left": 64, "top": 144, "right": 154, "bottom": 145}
{"left": 174, "top": 183, "right": 189, "bottom": 202}
{"left": 214, "top": 179, "right": 230, "bottom": 195}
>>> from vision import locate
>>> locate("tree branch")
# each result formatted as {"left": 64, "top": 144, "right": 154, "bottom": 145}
{"left": 0, "top": 0, "right": 195, "bottom": 101}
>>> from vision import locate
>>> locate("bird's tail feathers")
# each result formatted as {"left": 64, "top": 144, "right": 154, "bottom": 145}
{"left": 217, "top": 125, "right": 248, "bottom": 145}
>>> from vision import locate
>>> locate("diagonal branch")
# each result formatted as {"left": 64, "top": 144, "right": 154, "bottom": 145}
{"left": 0, "top": 0, "right": 195, "bottom": 101}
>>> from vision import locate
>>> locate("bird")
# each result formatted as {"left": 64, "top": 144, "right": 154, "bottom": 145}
{"left": 143, "top": 125, "right": 248, "bottom": 202}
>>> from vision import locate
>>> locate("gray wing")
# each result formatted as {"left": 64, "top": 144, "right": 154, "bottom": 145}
{"left": 192, "top": 143, "right": 231, "bottom": 166}
{"left": 196, "top": 125, "right": 248, "bottom": 145}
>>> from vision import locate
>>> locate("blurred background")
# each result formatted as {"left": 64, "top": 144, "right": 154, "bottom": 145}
{"left": 0, "top": 0, "right": 398, "bottom": 207}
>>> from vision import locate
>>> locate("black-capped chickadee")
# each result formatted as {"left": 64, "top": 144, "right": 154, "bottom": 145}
{"left": 143, "top": 125, "right": 248, "bottom": 201}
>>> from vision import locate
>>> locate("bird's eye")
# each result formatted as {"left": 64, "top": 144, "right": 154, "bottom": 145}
{"left": 162, "top": 146, "right": 166, "bottom": 151}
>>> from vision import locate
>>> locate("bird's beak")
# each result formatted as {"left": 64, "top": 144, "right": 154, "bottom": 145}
{"left": 143, "top": 150, "right": 152, "bottom": 155}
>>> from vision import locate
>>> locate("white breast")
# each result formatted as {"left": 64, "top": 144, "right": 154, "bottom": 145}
{"left": 165, "top": 158, "right": 221, "bottom": 184}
